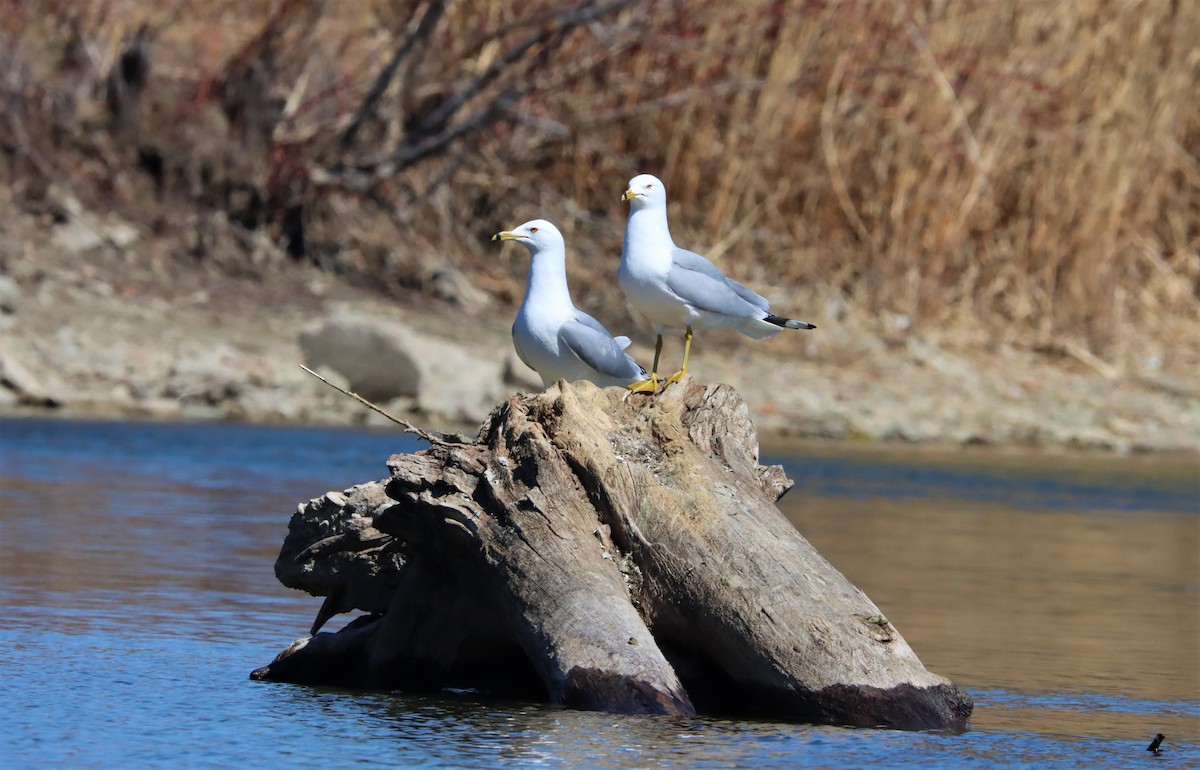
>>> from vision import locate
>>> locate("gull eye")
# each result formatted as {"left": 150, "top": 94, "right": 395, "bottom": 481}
{"left": 529, "top": 227, "right": 539, "bottom": 233}
{"left": 645, "top": 184, "right": 654, "bottom": 190}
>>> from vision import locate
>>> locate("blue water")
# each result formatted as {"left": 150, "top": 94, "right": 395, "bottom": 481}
{"left": 775, "top": 447, "right": 1199, "bottom": 516}
{"left": 1, "top": 417, "right": 1197, "bottom": 768}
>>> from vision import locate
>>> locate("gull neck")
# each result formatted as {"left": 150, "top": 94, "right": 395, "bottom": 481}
{"left": 523, "top": 247, "right": 573, "bottom": 316}
{"left": 624, "top": 202, "right": 675, "bottom": 264}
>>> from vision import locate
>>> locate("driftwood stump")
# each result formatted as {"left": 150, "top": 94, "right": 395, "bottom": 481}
{"left": 252, "top": 378, "right": 973, "bottom": 731}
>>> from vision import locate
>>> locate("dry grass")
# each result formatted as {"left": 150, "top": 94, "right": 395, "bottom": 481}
{"left": 1, "top": 0, "right": 1197, "bottom": 371}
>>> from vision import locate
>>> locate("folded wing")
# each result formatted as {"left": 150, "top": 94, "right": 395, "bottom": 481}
{"left": 560, "top": 313, "right": 646, "bottom": 380}
{"left": 667, "top": 247, "right": 769, "bottom": 319}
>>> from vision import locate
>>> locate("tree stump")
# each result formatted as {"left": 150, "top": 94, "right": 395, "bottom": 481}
{"left": 252, "top": 378, "right": 973, "bottom": 731}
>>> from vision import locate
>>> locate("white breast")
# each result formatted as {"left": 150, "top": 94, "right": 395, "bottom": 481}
{"left": 620, "top": 210, "right": 695, "bottom": 330}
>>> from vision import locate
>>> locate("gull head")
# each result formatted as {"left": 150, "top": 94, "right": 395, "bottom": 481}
{"left": 621, "top": 173, "right": 666, "bottom": 209}
{"left": 491, "top": 219, "right": 564, "bottom": 254}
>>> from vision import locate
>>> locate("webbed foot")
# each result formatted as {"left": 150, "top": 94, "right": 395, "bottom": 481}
{"left": 664, "top": 369, "right": 688, "bottom": 386}
{"left": 627, "top": 375, "right": 660, "bottom": 393}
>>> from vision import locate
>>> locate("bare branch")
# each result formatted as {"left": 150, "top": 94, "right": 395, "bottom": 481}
{"left": 320, "top": 0, "right": 640, "bottom": 193}
{"left": 394, "top": 85, "right": 524, "bottom": 171}
{"left": 299, "top": 364, "right": 452, "bottom": 445}
{"left": 411, "top": 0, "right": 636, "bottom": 141}
{"left": 340, "top": 0, "right": 448, "bottom": 149}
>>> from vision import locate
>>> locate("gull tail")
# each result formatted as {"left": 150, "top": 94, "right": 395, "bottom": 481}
{"left": 764, "top": 314, "right": 816, "bottom": 330}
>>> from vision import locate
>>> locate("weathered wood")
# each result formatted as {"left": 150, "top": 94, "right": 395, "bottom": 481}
{"left": 252, "top": 378, "right": 973, "bottom": 731}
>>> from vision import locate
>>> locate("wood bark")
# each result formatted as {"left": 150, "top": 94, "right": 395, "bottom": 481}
{"left": 252, "top": 378, "right": 973, "bottom": 731}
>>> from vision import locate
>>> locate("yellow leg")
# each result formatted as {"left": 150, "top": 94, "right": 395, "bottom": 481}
{"left": 627, "top": 335, "right": 663, "bottom": 392}
{"left": 665, "top": 327, "right": 693, "bottom": 385}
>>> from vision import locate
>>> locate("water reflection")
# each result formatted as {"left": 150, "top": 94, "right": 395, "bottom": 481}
{"left": 270, "top": 686, "right": 926, "bottom": 769}
{"left": 772, "top": 468, "right": 1199, "bottom": 708}
{"left": 765, "top": 440, "right": 1199, "bottom": 738}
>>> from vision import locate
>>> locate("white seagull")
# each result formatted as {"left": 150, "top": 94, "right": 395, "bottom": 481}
{"left": 493, "top": 219, "right": 647, "bottom": 389}
{"left": 618, "top": 173, "right": 816, "bottom": 392}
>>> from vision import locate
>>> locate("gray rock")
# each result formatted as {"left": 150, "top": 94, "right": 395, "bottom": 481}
{"left": 0, "top": 353, "right": 61, "bottom": 407}
{"left": 300, "top": 314, "right": 421, "bottom": 402}
{"left": 50, "top": 218, "right": 140, "bottom": 253}
{"left": 0, "top": 276, "right": 19, "bottom": 314}
{"left": 502, "top": 349, "right": 542, "bottom": 391}
{"left": 427, "top": 264, "right": 490, "bottom": 311}
{"left": 299, "top": 312, "right": 506, "bottom": 421}
{"left": 162, "top": 348, "right": 245, "bottom": 406}
{"left": 47, "top": 191, "right": 140, "bottom": 253}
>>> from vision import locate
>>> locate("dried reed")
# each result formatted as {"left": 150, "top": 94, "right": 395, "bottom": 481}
{"left": 1, "top": 0, "right": 1196, "bottom": 371}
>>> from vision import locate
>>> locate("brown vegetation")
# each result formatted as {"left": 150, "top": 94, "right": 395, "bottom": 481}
{"left": 1, "top": 0, "right": 1197, "bottom": 370}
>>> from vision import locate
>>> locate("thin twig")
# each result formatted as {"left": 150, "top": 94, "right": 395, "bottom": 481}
{"left": 300, "top": 364, "right": 447, "bottom": 444}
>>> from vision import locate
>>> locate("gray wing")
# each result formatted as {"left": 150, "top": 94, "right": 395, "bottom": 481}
{"left": 667, "top": 247, "right": 769, "bottom": 318}
{"left": 571, "top": 312, "right": 634, "bottom": 353}
{"left": 560, "top": 313, "right": 644, "bottom": 380}
{"left": 571, "top": 310, "right": 618, "bottom": 339}
{"left": 723, "top": 275, "right": 769, "bottom": 311}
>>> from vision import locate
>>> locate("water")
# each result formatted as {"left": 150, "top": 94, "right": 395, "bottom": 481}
{"left": 1, "top": 417, "right": 1196, "bottom": 768}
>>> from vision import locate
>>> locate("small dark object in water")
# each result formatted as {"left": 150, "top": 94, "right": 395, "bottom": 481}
{"left": 1147, "top": 733, "right": 1165, "bottom": 753}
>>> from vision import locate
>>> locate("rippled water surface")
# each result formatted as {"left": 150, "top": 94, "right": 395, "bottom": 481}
{"left": 2, "top": 417, "right": 1197, "bottom": 768}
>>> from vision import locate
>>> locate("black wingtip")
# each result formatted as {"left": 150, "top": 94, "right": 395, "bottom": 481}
{"left": 765, "top": 314, "right": 817, "bottom": 330}
{"left": 1147, "top": 733, "right": 1165, "bottom": 753}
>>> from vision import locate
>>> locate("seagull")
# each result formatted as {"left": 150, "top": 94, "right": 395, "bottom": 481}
{"left": 493, "top": 219, "right": 647, "bottom": 389}
{"left": 619, "top": 173, "right": 816, "bottom": 392}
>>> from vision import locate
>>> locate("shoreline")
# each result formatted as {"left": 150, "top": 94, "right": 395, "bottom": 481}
{"left": 4, "top": 362, "right": 1198, "bottom": 458}
{"left": 8, "top": 405, "right": 1200, "bottom": 465}
{"left": 2, "top": 214, "right": 1197, "bottom": 456}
